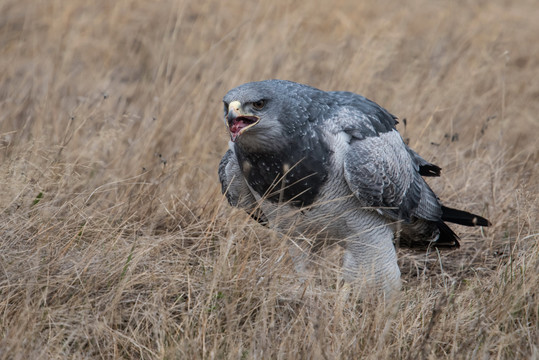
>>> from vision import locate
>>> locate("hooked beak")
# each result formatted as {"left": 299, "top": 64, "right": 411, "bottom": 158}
{"left": 225, "top": 101, "right": 260, "bottom": 142}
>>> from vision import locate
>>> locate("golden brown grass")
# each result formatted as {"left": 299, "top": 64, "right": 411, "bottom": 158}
{"left": 1, "top": 0, "right": 538, "bottom": 358}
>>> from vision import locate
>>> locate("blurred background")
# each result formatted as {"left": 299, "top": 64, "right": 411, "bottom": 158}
{"left": 0, "top": 0, "right": 537, "bottom": 358}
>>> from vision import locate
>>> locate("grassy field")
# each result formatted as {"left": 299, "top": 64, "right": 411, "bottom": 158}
{"left": 1, "top": 0, "right": 538, "bottom": 358}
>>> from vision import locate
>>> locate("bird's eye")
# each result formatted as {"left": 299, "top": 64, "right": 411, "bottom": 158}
{"left": 252, "top": 100, "right": 266, "bottom": 110}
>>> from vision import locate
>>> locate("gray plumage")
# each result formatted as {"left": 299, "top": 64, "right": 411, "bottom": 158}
{"left": 218, "top": 79, "right": 489, "bottom": 296}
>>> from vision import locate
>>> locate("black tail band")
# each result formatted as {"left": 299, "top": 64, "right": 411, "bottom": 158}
{"left": 441, "top": 205, "right": 490, "bottom": 227}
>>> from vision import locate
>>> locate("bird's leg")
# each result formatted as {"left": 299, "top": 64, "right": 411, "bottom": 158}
{"left": 342, "top": 224, "right": 401, "bottom": 299}
{"left": 287, "top": 235, "right": 316, "bottom": 283}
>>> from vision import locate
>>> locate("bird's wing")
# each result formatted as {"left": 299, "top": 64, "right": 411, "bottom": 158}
{"left": 328, "top": 93, "right": 441, "bottom": 176}
{"left": 337, "top": 109, "right": 442, "bottom": 223}
{"left": 328, "top": 91, "right": 398, "bottom": 138}
{"left": 219, "top": 148, "right": 268, "bottom": 225}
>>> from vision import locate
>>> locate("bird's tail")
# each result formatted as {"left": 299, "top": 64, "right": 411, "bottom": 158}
{"left": 441, "top": 205, "right": 491, "bottom": 227}
{"left": 397, "top": 207, "right": 489, "bottom": 250}
{"left": 434, "top": 206, "right": 490, "bottom": 249}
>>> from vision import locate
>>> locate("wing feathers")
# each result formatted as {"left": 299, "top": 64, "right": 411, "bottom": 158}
{"left": 407, "top": 148, "right": 441, "bottom": 177}
{"left": 343, "top": 130, "right": 434, "bottom": 222}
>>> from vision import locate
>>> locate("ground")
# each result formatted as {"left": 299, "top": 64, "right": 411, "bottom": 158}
{"left": 0, "top": 0, "right": 537, "bottom": 358}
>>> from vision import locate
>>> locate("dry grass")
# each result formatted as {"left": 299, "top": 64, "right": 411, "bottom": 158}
{"left": 1, "top": 0, "right": 538, "bottom": 358}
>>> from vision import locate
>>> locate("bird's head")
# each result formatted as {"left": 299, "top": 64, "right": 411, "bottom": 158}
{"left": 222, "top": 80, "right": 320, "bottom": 151}
{"left": 222, "top": 98, "right": 266, "bottom": 143}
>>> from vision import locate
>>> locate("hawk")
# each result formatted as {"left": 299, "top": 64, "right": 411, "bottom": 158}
{"left": 218, "top": 80, "right": 490, "bottom": 296}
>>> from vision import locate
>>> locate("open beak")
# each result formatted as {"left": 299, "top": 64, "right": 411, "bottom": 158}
{"left": 225, "top": 101, "right": 260, "bottom": 142}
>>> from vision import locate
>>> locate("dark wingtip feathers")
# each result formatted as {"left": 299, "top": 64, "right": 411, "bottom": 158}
{"left": 418, "top": 164, "right": 442, "bottom": 177}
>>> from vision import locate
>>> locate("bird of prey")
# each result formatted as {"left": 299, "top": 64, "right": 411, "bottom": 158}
{"left": 218, "top": 79, "right": 490, "bottom": 296}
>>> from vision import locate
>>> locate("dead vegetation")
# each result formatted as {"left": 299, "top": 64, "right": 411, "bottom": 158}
{"left": 0, "top": 0, "right": 537, "bottom": 358}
